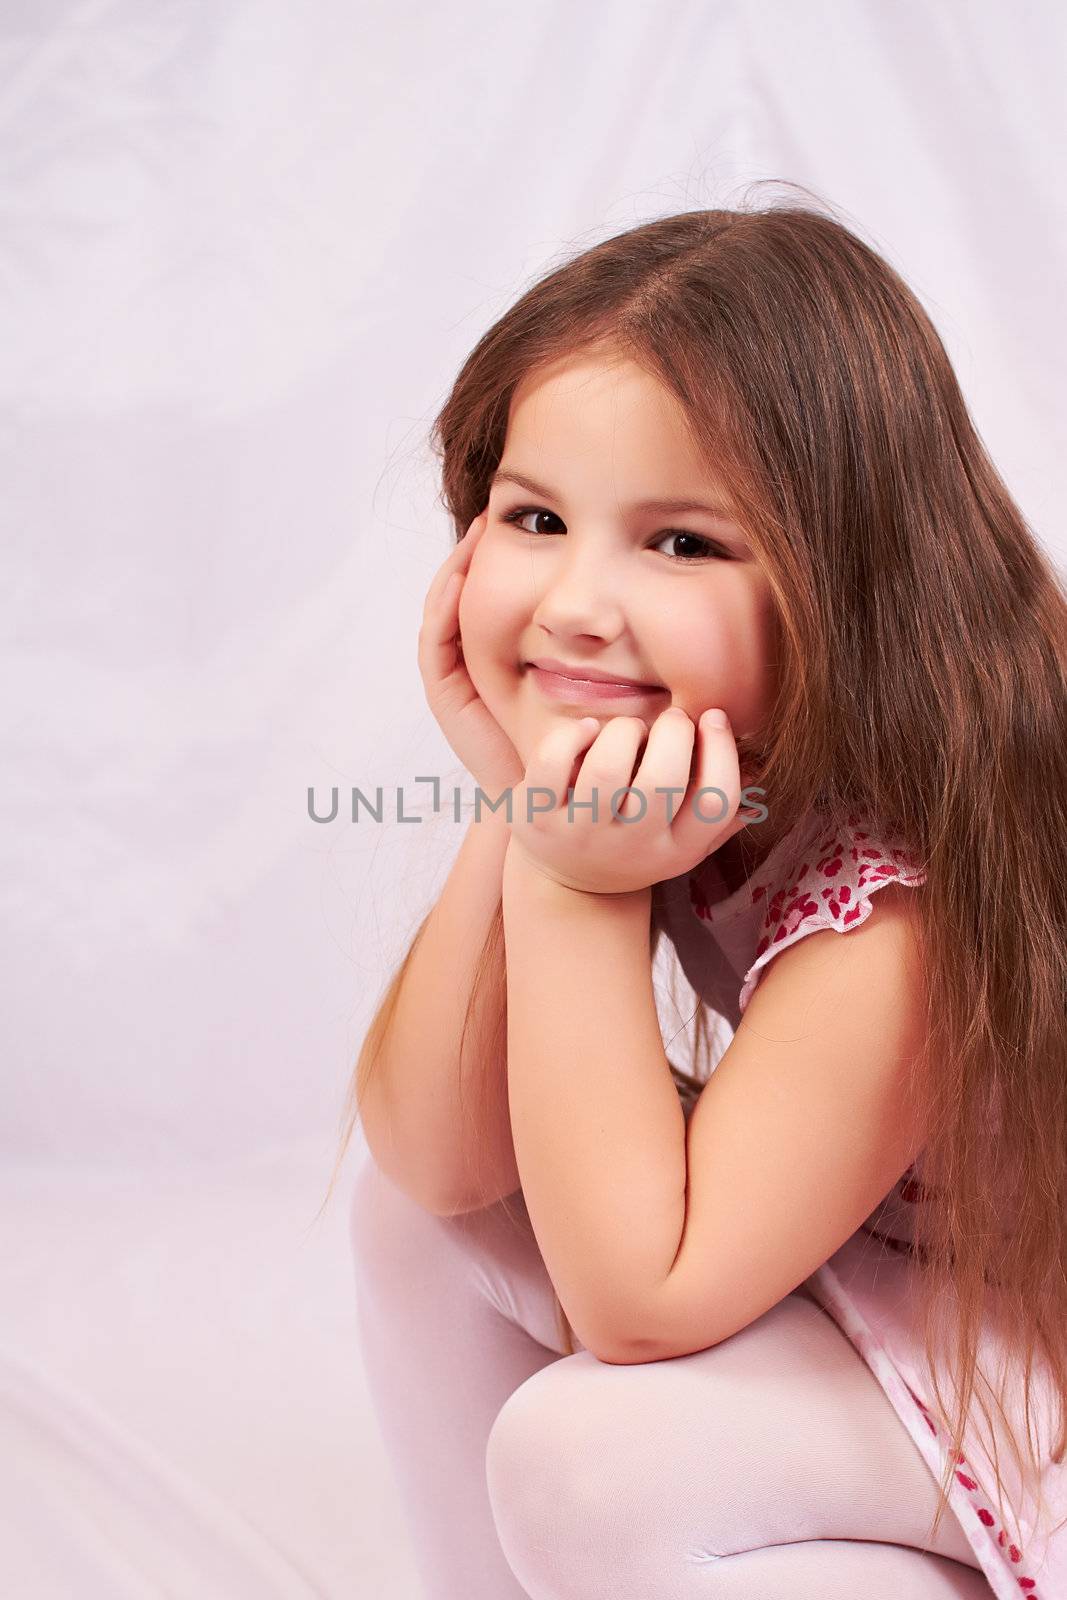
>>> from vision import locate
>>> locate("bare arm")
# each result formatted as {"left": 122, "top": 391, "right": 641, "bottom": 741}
{"left": 359, "top": 804, "right": 522, "bottom": 1216}
{"left": 501, "top": 845, "right": 684, "bottom": 1360}
{"left": 501, "top": 837, "right": 926, "bottom": 1364}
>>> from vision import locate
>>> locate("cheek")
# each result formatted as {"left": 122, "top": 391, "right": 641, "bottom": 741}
{"left": 457, "top": 541, "right": 527, "bottom": 661}
{"left": 457, "top": 565, "right": 500, "bottom": 658}
{"left": 651, "top": 610, "right": 734, "bottom": 698}
{"left": 657, "top": 591, "right": 777, "bottom": 719}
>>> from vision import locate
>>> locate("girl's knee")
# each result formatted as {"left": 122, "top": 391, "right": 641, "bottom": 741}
{"left": 485, "top": 1354, "right": 665, "bottom": 1593}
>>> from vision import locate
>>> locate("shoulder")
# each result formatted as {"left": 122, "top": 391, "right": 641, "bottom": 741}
{"left": 731, "top": 865, "right": 930, "bottom": 1188}
{"left": 744, "top": 875, "right": 925, "bottom": 1031}
{"left": 739, "top": 812, "right": 927, "bottom": 1014}
{"left": 734, "top": 834, "right": 930, "bottom": 1156}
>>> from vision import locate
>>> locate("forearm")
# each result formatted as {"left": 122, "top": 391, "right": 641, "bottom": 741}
{"left": 361, "top": 804, "right": 518, "bottom": 1214}
{"left": 501, "top": 847, "right": 687, "bottom": 1359}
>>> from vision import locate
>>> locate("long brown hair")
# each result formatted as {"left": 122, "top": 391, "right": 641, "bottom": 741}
{"left": 326, "top": 195, "right": 1067, "bottom": 1551}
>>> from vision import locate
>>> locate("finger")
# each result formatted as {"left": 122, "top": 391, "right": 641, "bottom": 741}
{"left": 417, "top": 575, "right": 476, "bottom": 698}
{"left": 570, "top": 715, "right": 650, "bottom": 821}
{"left": 418, "top": 513, "right": 489, "bottom": 683}
{"left": 422, "top": 510, "right": 489, "bottom": 615}
{"left": 417, "top": 587, "right": 464, "bottom": 691}
{"left": 422, "top": 525, "right": 476, "bottom": 615}
{"left": 418, "top": 559, "right": 471, "bottom": 685}
{"left": 626, "top": 705, "right": 697, "bottom": 823}
{"left": 461, "top": 506, "right": 490, "bottom": 542}
{"left": 523, "top": 716, "right": 603, "bottom": 822}
{"left": 671, "top": 708, "right": 744, "bottom": 860}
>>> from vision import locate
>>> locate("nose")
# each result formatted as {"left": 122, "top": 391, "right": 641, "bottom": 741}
{"left": 526, "top": 541, "right": 627, "bottom": 644}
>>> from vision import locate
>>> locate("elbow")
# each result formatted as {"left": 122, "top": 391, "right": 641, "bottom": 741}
{"left": 583, "top": 1304, "right": 673, "bottom": 1365}
{"left": 595, "top": 1281, "right": 732, "bottom": 1364}
{"left": 589, "top": 1334, "right": 668, "bottom": 1365}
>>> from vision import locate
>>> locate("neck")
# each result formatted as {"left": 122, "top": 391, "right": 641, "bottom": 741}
{"left": 711, "top": 809, "right": 786, "bottom": 895}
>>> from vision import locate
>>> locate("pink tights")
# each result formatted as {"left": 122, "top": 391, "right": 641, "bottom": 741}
{"left": 349, "top": 1154, "right": 992, "bottom": 1599}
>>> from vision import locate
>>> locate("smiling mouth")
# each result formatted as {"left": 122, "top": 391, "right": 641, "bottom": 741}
{"left": 526, "top": 664, "right": 668, "bottom": 701}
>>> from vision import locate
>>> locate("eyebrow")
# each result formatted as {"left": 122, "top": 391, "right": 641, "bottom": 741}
{"left": 489, "top": 468, "right": 737, "bottom": 523}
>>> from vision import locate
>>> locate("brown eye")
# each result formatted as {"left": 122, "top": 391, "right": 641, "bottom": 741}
{"left": 652, "top": 530, "right": 725, "bottom": 562}
{"left": 500, "top": 506, "right": 564, "bottom": 536}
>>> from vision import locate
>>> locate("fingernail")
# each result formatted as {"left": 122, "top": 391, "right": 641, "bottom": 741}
{"left": 704, "top": 708, "right": 729, "bottom": 729}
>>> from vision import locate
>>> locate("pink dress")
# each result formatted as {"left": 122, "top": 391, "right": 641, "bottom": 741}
{"left": 652, "top": 807, "right": 1067, "bottom": 1600}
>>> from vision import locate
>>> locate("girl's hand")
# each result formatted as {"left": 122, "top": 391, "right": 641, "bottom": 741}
{"left": 506, "top": 706, "right": 751, "bottom": 895}
{"left": 417, "top": 511, "right": 525, "bottom": 800}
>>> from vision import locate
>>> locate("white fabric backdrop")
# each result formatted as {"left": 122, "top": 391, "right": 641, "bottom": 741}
{"left": 2, "top": 1, "right": 1064, "bottom": 1594}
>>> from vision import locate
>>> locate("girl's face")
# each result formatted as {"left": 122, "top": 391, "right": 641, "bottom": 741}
{"left": 459, "top": 348, "right": 778, "bottom": 777}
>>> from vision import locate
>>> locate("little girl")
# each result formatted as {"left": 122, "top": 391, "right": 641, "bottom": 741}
{"left": 336, "top": 204, "right": 1067, "bottom": 1600}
